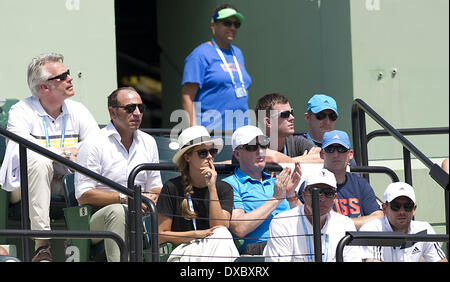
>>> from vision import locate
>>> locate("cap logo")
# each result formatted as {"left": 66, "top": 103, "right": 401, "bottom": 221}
{"left": 333, "top": 135, "right": 340, "bottom": 139}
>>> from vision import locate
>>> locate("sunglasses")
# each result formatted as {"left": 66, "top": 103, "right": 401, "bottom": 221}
{"left": 389, "top": 201, "right": 415, "bottom": 212}
{"left": 113, "top": 103, "right": 145, "bottom": 114}
{"left": 305, "top": 187, "right": 336, "bottom": 198}
{"left": 47, "top": 69, "right": 70, "bottom": 81}
{"left": 217, "top": 19, "right": 241, "bottom": 29}
{"left": 241, "top": 143, "right": 270, "bottom": 152}
{"left": 315, "top": 111, "right": 338, "bottom": 121}
{"left": 323, "top": 145, "right": 349, "bottom": 153}
{"left": 194, "top": 148, "right": 219, "bottom": 159}
{"left": 271, "top": 109, "right": 294, "bottom": 119}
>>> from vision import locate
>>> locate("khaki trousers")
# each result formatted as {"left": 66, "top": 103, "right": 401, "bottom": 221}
{"left": 90, "top": 204, "right": 127, "bottom": 262}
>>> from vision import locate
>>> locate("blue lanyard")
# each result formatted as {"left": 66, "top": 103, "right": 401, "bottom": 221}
{"left": 41, "top": 115, "right": 67, "bottom": 148}
{"left": 211, "top": 38, "right": 245, "bottom": 90}
{"left": 300, "top": 212, "right": 329, "bottom": 262}
{"left": 187, "top": 195, "right": 197, "bottom": 231}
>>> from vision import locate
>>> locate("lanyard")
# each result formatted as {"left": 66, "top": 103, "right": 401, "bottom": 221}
{"left": 300, "top": 213, "right": 329, "bottom": 262}
{"left": 41, "top": 115, "right": 67, "bottom": 148}
{"left": 305, "top": 132, "right": 321, "bottom": 147}
{"left": 211, "top": 39, "right": 245, "bottom": 90}
{"left": 187, "top": 195, "right": 197, "bottom": 231}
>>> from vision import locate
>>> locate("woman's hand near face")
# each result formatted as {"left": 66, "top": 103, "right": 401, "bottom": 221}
{"left": 200, "top": 158, "right": 217, "bottom": 188}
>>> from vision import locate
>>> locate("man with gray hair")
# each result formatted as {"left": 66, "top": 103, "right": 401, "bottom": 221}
{"left": 0, "top": 52, "right": 99, "bottom": 261}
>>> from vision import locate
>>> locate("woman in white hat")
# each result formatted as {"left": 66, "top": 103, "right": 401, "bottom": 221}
{"left": 156, "top": 125, "right": 239, "bottom": 261}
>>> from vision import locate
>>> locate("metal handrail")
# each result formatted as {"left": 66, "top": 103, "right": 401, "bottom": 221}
{"left": 336, "top": 231, "right": 449, "bottom": 262}
{"left": 140, "top": 128, "right": 306, "bottom": 137}
{"left": 366, "top": 127, "right": 449, "bottom": 143}
{"left": 0, "top": 127, "right": 140, "bottom": 261}
{"left": 0, "top": 229, "right": 128, "bottom": 262}
{"left": 127, "top": 162, "right": 400, "bottom": 262}
{"left": 350, "top": 166, "right": 399, "bottom": 183}
{"left": 351, "top": 98, "right": 448, "bottom": 189}
{"left": 351, "top": 98, "right": 449, "bottom": 255}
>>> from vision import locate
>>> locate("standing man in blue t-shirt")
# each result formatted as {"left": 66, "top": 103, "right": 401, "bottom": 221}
{"left": 222, "top": 125, "right": 301, "bottom": 255}
{"left": 320, "top": 130, "right": 383, "bottom": 229}
{"left": 181, "top": 4, "right": 252, "bottom": 131}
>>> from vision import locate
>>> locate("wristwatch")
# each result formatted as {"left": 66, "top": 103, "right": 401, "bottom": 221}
{"left": 63, "top": 150, "right": 71, "bottom": 159}
{"left": 119, "top": 193, "right": 127, "bottom": 204}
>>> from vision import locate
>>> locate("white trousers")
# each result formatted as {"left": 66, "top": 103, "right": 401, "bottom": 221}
{"left": 9, "top": 154, "right": 65, "bottom": 231}
{"left": 168, "top": 226, "right": 239, "bottom": 262}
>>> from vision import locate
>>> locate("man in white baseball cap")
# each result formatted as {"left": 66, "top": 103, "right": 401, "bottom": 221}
{"left": 222, "top": 125, "right": 302, "bottom": 255}
{"left": 360, "top": 182, "right": 447, "bottom": 262}
{"left": 264, "top": 168, "right": 362, "bottom": 262}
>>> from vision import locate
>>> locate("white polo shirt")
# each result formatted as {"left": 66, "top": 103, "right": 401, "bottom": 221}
{"left": 75, "top": 122, "right": 162, "bottom": 199}
{"left": 359, "top": 216, "right": 447, "bottom": 262}
{"left": 7, "top": 96, "right": 99, "bottom": 151}
{"left": 0, "top": 96, "right": 99, "bottom": 191}
{"left": 263, "top": 205, "right": 362, "bottom": 262}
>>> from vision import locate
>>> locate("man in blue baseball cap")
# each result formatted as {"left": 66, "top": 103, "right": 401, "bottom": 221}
{"left": 304, "top": 94, "right": 339, "bottom": 147}
{"left": 319, "top": 130, "right": 383, "bottom": 229}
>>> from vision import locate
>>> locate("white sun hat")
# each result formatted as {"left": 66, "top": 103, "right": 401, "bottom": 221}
{"left": 171, "top": 125, "right": 223, "bottom": 165}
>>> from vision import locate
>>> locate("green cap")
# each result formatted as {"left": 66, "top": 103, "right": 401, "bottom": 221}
{"left": 212, "top": 8, "right": 244, "bottom": 23}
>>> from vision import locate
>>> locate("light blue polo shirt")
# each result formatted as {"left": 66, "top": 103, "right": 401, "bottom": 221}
{"left": 222, "top": 167, "right": 291, "bottom": 249}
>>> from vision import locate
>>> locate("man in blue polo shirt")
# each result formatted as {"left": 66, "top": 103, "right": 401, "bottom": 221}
{"left": 222, "top": 125, "right": 301, "bottom": 255}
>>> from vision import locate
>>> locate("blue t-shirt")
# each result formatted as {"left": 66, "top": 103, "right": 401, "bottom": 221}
{"left": 298, "top": 172, "right": 381, "bottom": 218}
{"left": 182, "top": 41, "right": 252, "bottom": 130}
{"left": 222, "top": 168, "right": 291, "bottom": 250}
{"left": 333, "top": 172, "right": 381, "bottom": 217}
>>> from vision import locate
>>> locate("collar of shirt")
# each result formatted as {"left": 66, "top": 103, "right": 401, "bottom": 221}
{"left": 234, "top": 167, "right": 272, "bottom": 184}
{"left": 304, "top": 132, "right": 322, "bottom": 147}
{"left": 382, "top": 215, "right": 412, "bottom": 234}
{"left": 300, "top": 205, "right": 332, "bottom": 232}
{"left": 104, "top": 121, "right": 140, "bottom": 149}
{"left": 31, "top": 96, "right": 68, "bottom": 120}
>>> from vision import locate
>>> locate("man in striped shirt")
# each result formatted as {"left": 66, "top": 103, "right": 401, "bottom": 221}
{"left": 0, "top": 53, "right": 99, "bottom": 261}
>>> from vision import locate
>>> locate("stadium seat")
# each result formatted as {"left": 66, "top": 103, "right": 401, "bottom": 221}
{"left": 0, "top": 255, "right": 21, "bottom": 262}
{"left": 0, "top": 99, "right": 19, "bottom": 241}
{"left": 62, "top": 173, "right": 103, "bottom": 261}
{"left": 0, "top": 98, "right": 19, "bottom": 163}
{"left": 153, "top": 136, "right": 180, "bottom": 183}
{"left": 142, "top": 215, "right": 173, "bottom": 262}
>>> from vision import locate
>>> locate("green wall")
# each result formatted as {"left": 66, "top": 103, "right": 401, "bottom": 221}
{"left": 0, "top": 0, "right": 117, "bottom": 124}
{"left": 157, "top": 0, "right": 354, "bottom": 133}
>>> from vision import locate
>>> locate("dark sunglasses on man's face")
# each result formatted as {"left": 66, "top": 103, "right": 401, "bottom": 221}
{"left": 218, "top": 19, "right": 241, "bottom": 29}
{"left": 113, "top": 103, "right": 145, "bottom": 114}
{"left": 305, "top": 187, "right": 336, "bottom": 198}
{"left": 389, "top": 201, "right": 415, "bottom": 212}
{"left": 324, "top": 145, "right": 349, "bottom": 154}
{"left": 271, "top": 109, "right": 294, "bottom": 119}
{"left": 195, "top": 148, "right": 219, "bottom": 159}
{"left": 241, "top": 143, "right": 270, "bottom": 152}
{"left": 47, "top": 69, "right": 70, "bottom": 81}
{"left": 279, "top": 109, "right": 294, "bottom": 119}
{"left": 315, "top": 111, "right": 338, "bottom": 121}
